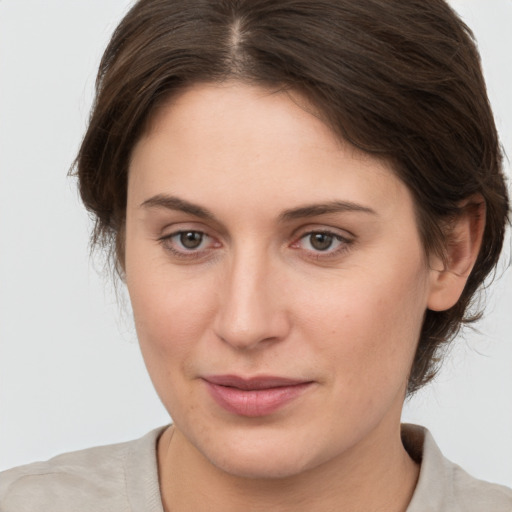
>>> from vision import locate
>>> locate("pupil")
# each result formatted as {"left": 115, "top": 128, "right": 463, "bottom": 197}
{"left": 180, "top": 231, "right": 202, "bottom": 249}
{"left": 310, "top": 233, "right": 333, "bottom": 251}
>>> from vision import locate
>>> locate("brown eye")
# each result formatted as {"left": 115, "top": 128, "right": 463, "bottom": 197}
{"left": 179, "top": 231, "right": 204, "bottom": 249}
{"left": 309, "top": 233, "right": 334, "bottom": 251}
{"left": 159, "top": 229, "right": 221, "bottom": 260}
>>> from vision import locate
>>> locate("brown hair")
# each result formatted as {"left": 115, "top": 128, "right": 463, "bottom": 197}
{"left": 75, "top": 0, "right": 509, "bottom": 394}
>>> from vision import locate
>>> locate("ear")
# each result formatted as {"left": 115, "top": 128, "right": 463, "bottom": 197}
{"left": 427, "top": 197, "right": 486, "bottom": 312}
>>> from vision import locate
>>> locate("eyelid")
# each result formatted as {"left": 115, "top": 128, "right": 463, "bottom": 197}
{"left": 290, "top": 223, "right": 355, "bottom": 242}
{"left": 289, "top": 225, "right": 355, "bottom": 259}
{"left": 158, "top": 224, "right": 223, "bottom": 261}
{"left": 156, "top": 222, "right": 355, "bottom": 262}
{"left": 291, "top": 230, "right": 350, "bottom": 248}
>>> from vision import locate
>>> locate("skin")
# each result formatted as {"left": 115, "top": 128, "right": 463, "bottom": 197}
{"left": 125, "top": 82, "right": 482, "bottom": 511}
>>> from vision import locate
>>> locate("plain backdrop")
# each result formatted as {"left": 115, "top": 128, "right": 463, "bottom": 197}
{"left": 1, "top": 0, "right": 511, "bottom": 487}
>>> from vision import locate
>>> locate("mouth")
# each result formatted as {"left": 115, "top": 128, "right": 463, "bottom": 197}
{"left": 202, "top": 375, "right": 314, "bottom": 417}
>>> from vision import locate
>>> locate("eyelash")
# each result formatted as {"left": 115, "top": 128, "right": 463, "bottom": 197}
{"left": 158, "top": 230, "right": 219, "bottom": 260}
{"left": 291, "top": 230, "right": 353, "bottom": 259}
{"left": 158, "top": 229, "right": 353, "bottom": 261}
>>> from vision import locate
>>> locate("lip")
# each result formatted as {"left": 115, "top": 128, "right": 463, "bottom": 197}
{"left": 203, "top": 375, "right": 313, "bottom": 417}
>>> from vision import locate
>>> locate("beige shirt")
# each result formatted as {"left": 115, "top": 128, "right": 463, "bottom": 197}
{"left": 1, "top": 424, "right": 511, "bottom": 511}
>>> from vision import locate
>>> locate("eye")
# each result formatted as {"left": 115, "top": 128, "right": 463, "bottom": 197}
{"left": 291, "top": 230, "right": 352, "bottom": 258}
{"left": 305, "top": 232, "right": 337, "bottom": 251}
{"left": 177, "top": 231, "right": 205, "bottom": 250}
{"left": 159, "top": 229, "right": 220, "bottom": 259}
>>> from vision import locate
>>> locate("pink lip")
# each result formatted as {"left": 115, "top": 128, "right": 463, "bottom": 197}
{"left": 203, "top": 375, "right": 313, "bottom": 417}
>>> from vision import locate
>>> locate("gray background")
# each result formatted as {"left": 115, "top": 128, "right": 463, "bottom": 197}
{"left": 1, "top": 0, "right": 511, "bottom": 486}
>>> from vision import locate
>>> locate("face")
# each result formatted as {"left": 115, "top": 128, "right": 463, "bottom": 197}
{"left": 126, "top": 82, "right": 436, "bottom": 478}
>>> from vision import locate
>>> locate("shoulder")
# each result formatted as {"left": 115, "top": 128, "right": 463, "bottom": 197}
{"left": 0, "top": 427, "right": 165, "bottom": 512}
{"left": 0, "top": 440, "right": 132, "bottom": 512}
{"left": 403, "top": 424, "right": 512, "bottom": 512}
{"left": 449, "top": 462, "right": 512, "bottom": 511}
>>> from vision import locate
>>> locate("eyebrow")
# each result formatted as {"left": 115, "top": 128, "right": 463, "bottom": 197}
{"left": 141, "top": 194, "right": 215, "bottom": 220}
{"left": 278, "top": 201, "right": 377, "bottom": 221}
{"left": 141, "top": 194, "right": 377, "bottom": 221}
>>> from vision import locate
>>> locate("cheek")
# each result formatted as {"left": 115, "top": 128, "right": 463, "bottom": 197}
{"left": 127, "top": 273, "right": 221, "bottom": 422}
{"left": 126, "top": 258, "right": 218, "bottom": 382}
{"left": 294, "top": 263, "right": 428, "bottom": 399}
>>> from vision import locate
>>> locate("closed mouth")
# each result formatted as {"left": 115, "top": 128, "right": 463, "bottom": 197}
{"left": 202, "top": 374, "right": 314, "bottom": 417}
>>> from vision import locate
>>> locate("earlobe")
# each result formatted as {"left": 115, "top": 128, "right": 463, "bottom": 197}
{"left": 427, "top": 198, "right": 486, "bottom": 312}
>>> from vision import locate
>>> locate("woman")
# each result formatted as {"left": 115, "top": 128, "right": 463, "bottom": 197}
{"left": 1, "top": 0, "right": 511, "bottom": 510}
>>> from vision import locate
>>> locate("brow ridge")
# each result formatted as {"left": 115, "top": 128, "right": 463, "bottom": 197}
{"left": 279, "top": 201, "right": 377, "bottom": 222}
{"left": 141, "top": 194, "right": 376, "bottom": 222}
{"left": 141, "top": 194, "right": 215, "bottom": 220}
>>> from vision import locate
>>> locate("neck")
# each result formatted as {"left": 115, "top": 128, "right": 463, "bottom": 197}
{"left": 157, "top": 420, "right": 419, "bottom": 512}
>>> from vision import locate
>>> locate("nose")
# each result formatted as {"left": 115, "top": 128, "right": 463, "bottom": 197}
{"left": 213, "top": 247, "right": 291, "bottom": 351}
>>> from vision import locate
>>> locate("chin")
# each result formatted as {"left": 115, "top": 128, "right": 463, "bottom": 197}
{"left": 210, "top": 450, "right": 313, "bottom": 480}
{"left": 194, "top": 427, "right": 321, "bottom": 480}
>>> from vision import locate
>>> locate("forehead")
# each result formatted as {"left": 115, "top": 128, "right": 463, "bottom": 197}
{"left": 128, "top": 82, "right": 410, "bottom": 221}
